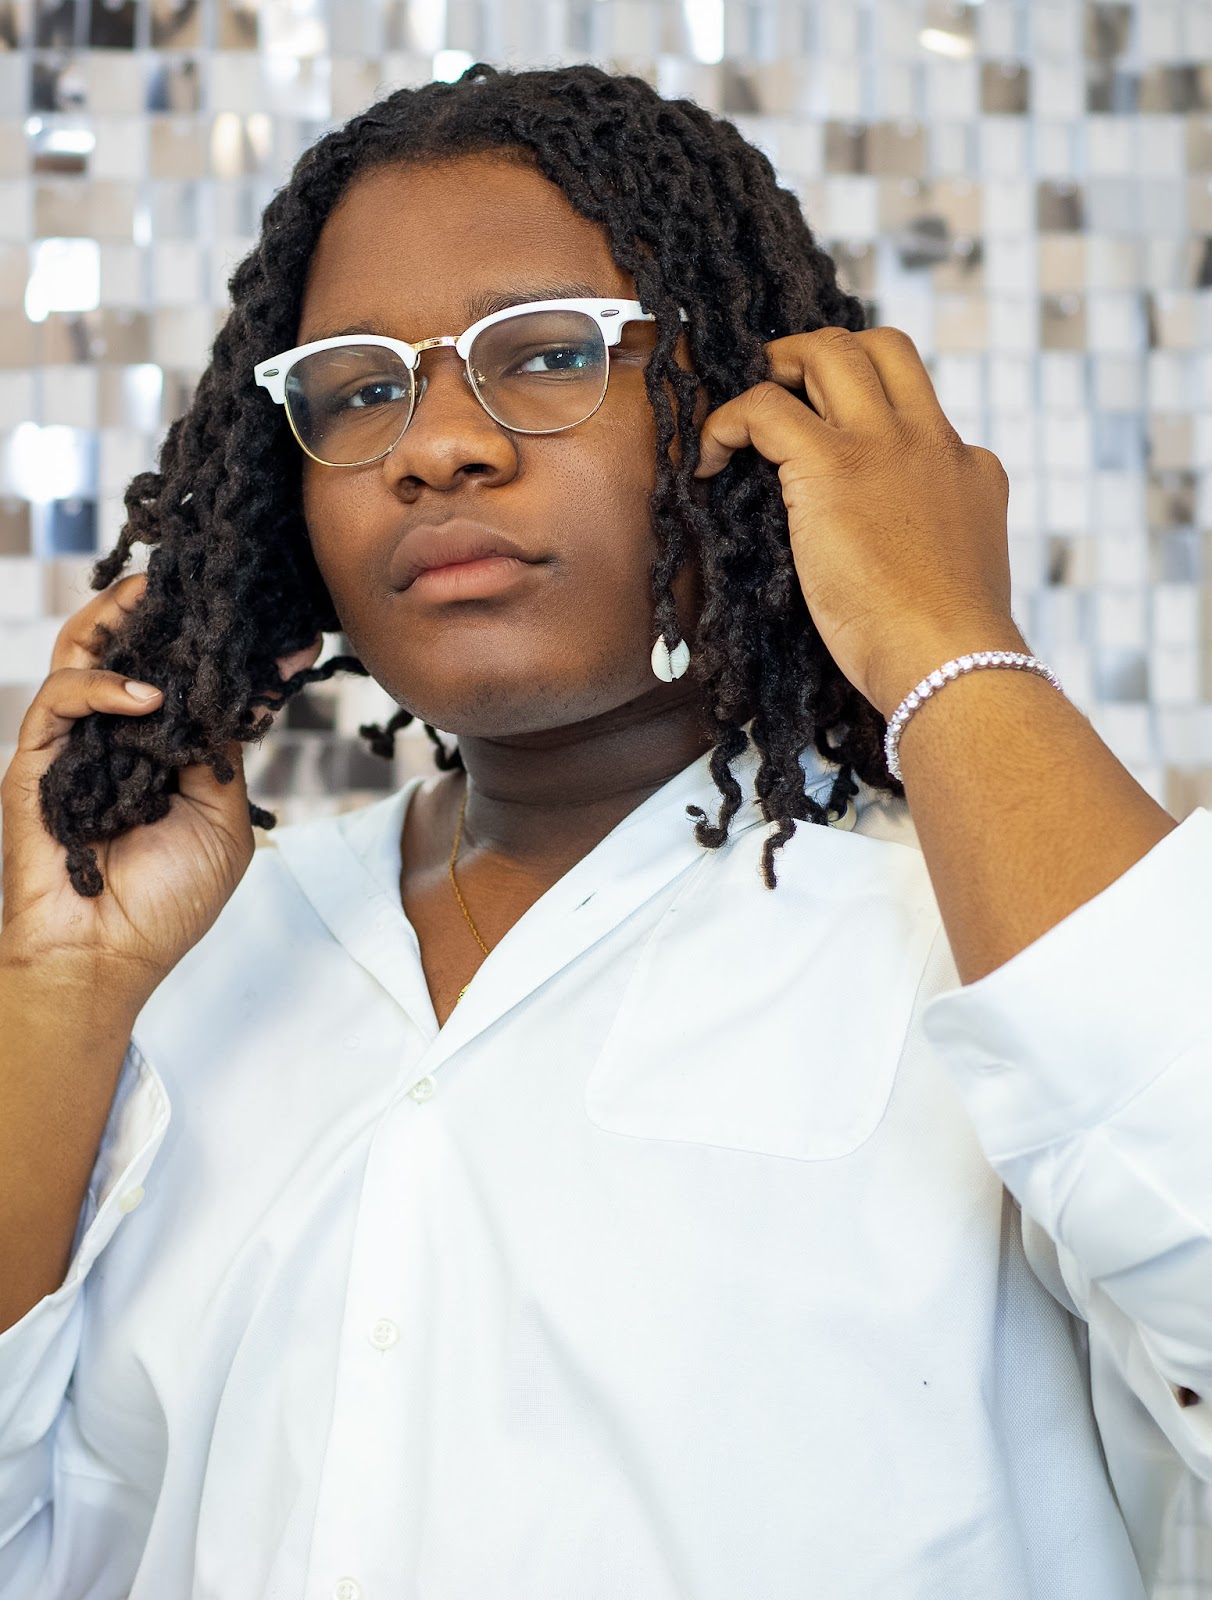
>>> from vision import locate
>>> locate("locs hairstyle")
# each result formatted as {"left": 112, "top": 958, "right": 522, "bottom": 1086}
{"left": 40, "top": 61, "right": 904, "bottom": 898}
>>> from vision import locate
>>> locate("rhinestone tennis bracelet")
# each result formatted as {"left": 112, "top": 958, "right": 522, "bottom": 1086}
{"left": 884, "top": 651, "right": 1066, "bottom": 783}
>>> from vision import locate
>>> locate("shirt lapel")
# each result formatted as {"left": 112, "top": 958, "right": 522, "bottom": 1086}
{"left": 269, "top": 738, "right": 867, "bottom": 1067}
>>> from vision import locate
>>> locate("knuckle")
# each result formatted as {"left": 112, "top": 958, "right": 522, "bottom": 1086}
{"left": 971, "top": 444, "right": 1009, "bottom": 481}
{"left": 812, "top": 325, "right": 857, "bottom": 347}
{"left": 863, "top": 325, "right": 917, "bottom": 351}
{"left": 748, "top": 380, "right": 785, "bottom": 411}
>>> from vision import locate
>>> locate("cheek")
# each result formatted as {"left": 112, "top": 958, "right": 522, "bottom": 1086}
{"left": 299, "top": 469, "right": 374, "bottom": 611}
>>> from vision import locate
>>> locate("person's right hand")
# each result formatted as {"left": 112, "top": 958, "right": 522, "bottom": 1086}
{"left": 0, "top": 572, "right": 323, "bottom": 1002}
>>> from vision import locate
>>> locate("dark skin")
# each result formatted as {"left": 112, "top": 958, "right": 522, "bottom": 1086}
{"left": 296, "top": 153, "right": 711, "bottom": 1025}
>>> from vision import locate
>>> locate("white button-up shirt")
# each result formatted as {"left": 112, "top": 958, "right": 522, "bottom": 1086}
{"left": 2, "top": 739, "right": 1211, "bottom": 1599}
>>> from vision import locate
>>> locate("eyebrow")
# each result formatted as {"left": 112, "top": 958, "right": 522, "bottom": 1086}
{"left": 308, "top": 282, "right": 608, "bottom": 344}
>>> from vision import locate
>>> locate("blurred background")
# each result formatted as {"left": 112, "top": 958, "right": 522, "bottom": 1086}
{"left": 0, "top": 0, "right": 1210, "bottom": 1582}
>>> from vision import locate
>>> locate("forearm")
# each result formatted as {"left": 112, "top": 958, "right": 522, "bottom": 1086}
{"left": 877, "top": 615, "right": 1180, "bottom": 988}
{"left": 0, "top": 955, "right": 138, "bottom": 1331}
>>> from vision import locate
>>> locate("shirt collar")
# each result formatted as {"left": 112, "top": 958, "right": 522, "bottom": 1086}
{"left": 269, "top": 730, "right": 878, "bottom": 1054}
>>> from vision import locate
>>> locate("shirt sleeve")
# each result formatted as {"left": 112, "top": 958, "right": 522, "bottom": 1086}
{"left": 919, "top": 805, "right": 1212, "bottom": 1482}
{"left": 0, "top": 1037, "right": 170, "bottom": 1594}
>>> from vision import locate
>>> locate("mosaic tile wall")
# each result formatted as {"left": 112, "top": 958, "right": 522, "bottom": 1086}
{"left": 1, "top": 0, "right": 1211, "bottom": 1586}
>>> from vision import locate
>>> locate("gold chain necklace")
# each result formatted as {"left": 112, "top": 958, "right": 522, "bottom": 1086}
{"left": 448, "top": 784, "right": 488, "bottom": 1001}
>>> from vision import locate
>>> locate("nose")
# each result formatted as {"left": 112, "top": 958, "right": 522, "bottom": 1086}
{"left": 381, "top": 344, "right": 517, "bottom": 496}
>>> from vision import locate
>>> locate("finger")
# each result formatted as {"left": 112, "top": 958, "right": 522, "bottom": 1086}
{"left": 11, "top": 668, "right": 162, "bottom": 760}
{"left": 694, "top": 379, "right": 829, "bottom": 480}
{"left": 50, "top": 572, "right": 150, "bottom": 675}
{"left": 848, "top": 327, "right": 956, "bottom": 425}
{"left": 752, "top": 326, "right": 893, "bottom": 431}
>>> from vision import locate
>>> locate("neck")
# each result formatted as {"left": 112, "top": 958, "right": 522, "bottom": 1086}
{"left": 455, "top": 686, "right": 714, "bottom": 867}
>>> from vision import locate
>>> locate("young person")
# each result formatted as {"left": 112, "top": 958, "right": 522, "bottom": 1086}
{"left": 1, "top": 62, "right": 1208, "bottom": 1599}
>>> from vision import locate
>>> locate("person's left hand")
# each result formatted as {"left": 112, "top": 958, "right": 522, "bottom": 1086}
{"left": 693, "top": 326, "right": 1021, "bottom": 720}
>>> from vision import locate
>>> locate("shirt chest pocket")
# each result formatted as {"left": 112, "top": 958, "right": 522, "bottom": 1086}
{"left": 584, "top": 826, "right": 942, "bottom": 1162}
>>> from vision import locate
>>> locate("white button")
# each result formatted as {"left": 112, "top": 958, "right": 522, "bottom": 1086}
{"left": 333, "top": 1580, "right": 361, "bottom": 1600}
{"left": 343, "top": 1036, "right": 361, "bottom": 1050}
{"left": 369, "top": 1317, "right": 399, "bottom": 1350}
{"left": 118, "top": 1186, "right": 145, "bottom": 1213}
{"left": 409, "top": 1075, "right": 436, "bottom": 1102}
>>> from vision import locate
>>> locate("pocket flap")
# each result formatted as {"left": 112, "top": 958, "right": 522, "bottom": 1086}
{"left": 585, "top": 824, "right": 940, "bottom": 1161}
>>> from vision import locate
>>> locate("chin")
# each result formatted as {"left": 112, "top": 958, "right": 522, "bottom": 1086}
{"left": 388, "top": 671, "right": 636, "bottom": 740}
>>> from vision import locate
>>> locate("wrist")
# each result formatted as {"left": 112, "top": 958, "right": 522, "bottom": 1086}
{"left": 0, "top": 939, "right": 153, "bottom": 1033}
{"left": 871, "top": 613, "right": 1031, "bottom": 725}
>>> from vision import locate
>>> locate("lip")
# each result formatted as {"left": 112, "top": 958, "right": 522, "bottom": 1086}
{"left": 388, "top": 518, "right": 542, "bottom": 595}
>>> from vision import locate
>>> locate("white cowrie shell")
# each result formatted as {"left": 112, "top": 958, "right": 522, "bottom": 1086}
{"left": 651, "top": 636, "right": 691, "bottom": 682}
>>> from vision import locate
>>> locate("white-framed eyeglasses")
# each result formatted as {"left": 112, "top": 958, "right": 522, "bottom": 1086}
{"left": 253, "top": 296, "right": 691, "bottom": 467}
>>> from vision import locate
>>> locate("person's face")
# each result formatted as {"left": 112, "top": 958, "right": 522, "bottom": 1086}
{"left": 296, "top": 150, "right": 704, "bottom": 738}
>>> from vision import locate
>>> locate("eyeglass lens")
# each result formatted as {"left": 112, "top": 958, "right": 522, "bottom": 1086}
{"left": 283, "top": 309, "right": 610, "bottom": 465}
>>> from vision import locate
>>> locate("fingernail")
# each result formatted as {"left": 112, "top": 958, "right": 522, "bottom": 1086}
{"left": 124, "top": 680, "right": 161, "bottom": 701}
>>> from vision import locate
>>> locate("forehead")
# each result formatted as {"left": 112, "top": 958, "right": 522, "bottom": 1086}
{"left": 298, "top": 152, "right": 635, "bottom": 341}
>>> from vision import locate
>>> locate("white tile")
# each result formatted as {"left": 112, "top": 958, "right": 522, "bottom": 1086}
{"left": 0, "top": 373, "right": 35, "bottom": 431}
{"left": 0, "top": 182, "right": 31, "bottom": 245}
{"left": 820, "top": 9, "right": 861, "bottom": 55}
{"left": 977, "top": 118, "right": 1029, "bottom": 179}
{"left": 1149, "top": 350, "right": 1198, "bottom": 408}
{"left": 1138, "top": 0, "right": 1183, "bottom": 60}
{"left": 1157, "top": 706, "right": 1212, "bottom": 765}
{"left": 1032, "top": 119, "right": 1077, "bottom": 178}
{"left": 987, "top": 294, "right": 1038, "bottom": 353}
{"left": 1150, "top": 643, "right": 1201, "bottom": 704}
{"left": 1039, "top": 353, "right": 1087, "bottom": 410}
{"left": 1046, "top": 642, "right": 1095, "bottom": 709}
{"left": 100, "top": 428, "right": 156, "bottom": 496}
{"left": 1041, "top": 413, "right": 1092, "bottom": 472}
{"left": 0, "top": 557, "right": 44, "bottom": 619}
{"left": 1044, "top": 473, "right": 1091, "bottom": 532}
{"left": 1086, "top": 116, "right": 1137, "bottom": 178}
{"left": 1138, "top": 117, "right": 1185, "bottom": 180}
{"left": 99, "top": 244, "right": 144, "bottom": 308}
{"left": 989, "top": 413, "right": 1037, "bottom": 471}
{"left": 1152, "top": 584, "right": 1201, "bottom": 645}
{"left": 1084, "top": 237, "right": 1143, "bottom": 292}
{"left": 152, "top": 243, "right": 205, "bottom": 308}
{"left": 983, "top": 236, "right": 1036, "bottom": 294}
{"left": 1088, "top": 703, "right": 1155, "bottom": 766}
{"left": 1031, "top": 61, "right": 1083, "bottom": 121}
{"left": 928, "top": 123, "right": 972, "bottom": 176}
{"left": 988, "top": 356, "right": 1034, "bottom": 412}
{"left": 39, "top": 367, "right": 99, "bottom": 430}
{"left": 825, "top": 176, "right": 878, "bottom": 237}
{"left": 0, "top": 617, "right": 60, "bottom": 685}
{"left": 91, "top": 117, "right": 149, "bottom": 182}
{"left": 1086, "top": 292, "right": 1147, "bottom": 354}
{"left": 1182, "top": 3, "right": 1212, "bottom": 57}
{"left": 1092, "top": 355, "right": 1146, "bottom": 410}
{"left": 1094, "top": 531, "right": 1149, "bottom": 582}
{"left": 1030, "top": 1, "right": 1081, "bottom": 58}
{"left": 980, "top": 180, "right": 1034, "bottom": 238}
{"left": 932, "top": 354, "right": 984, "bottom": 413}
{"left": 924, "top": 59, "right": 978, "bottom": 121}
{"left": 1005, "top": 471, "right": 1041, "bottom": 535}
{"left": 976, "top": 2, "right": 1019, "bottom": 58}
